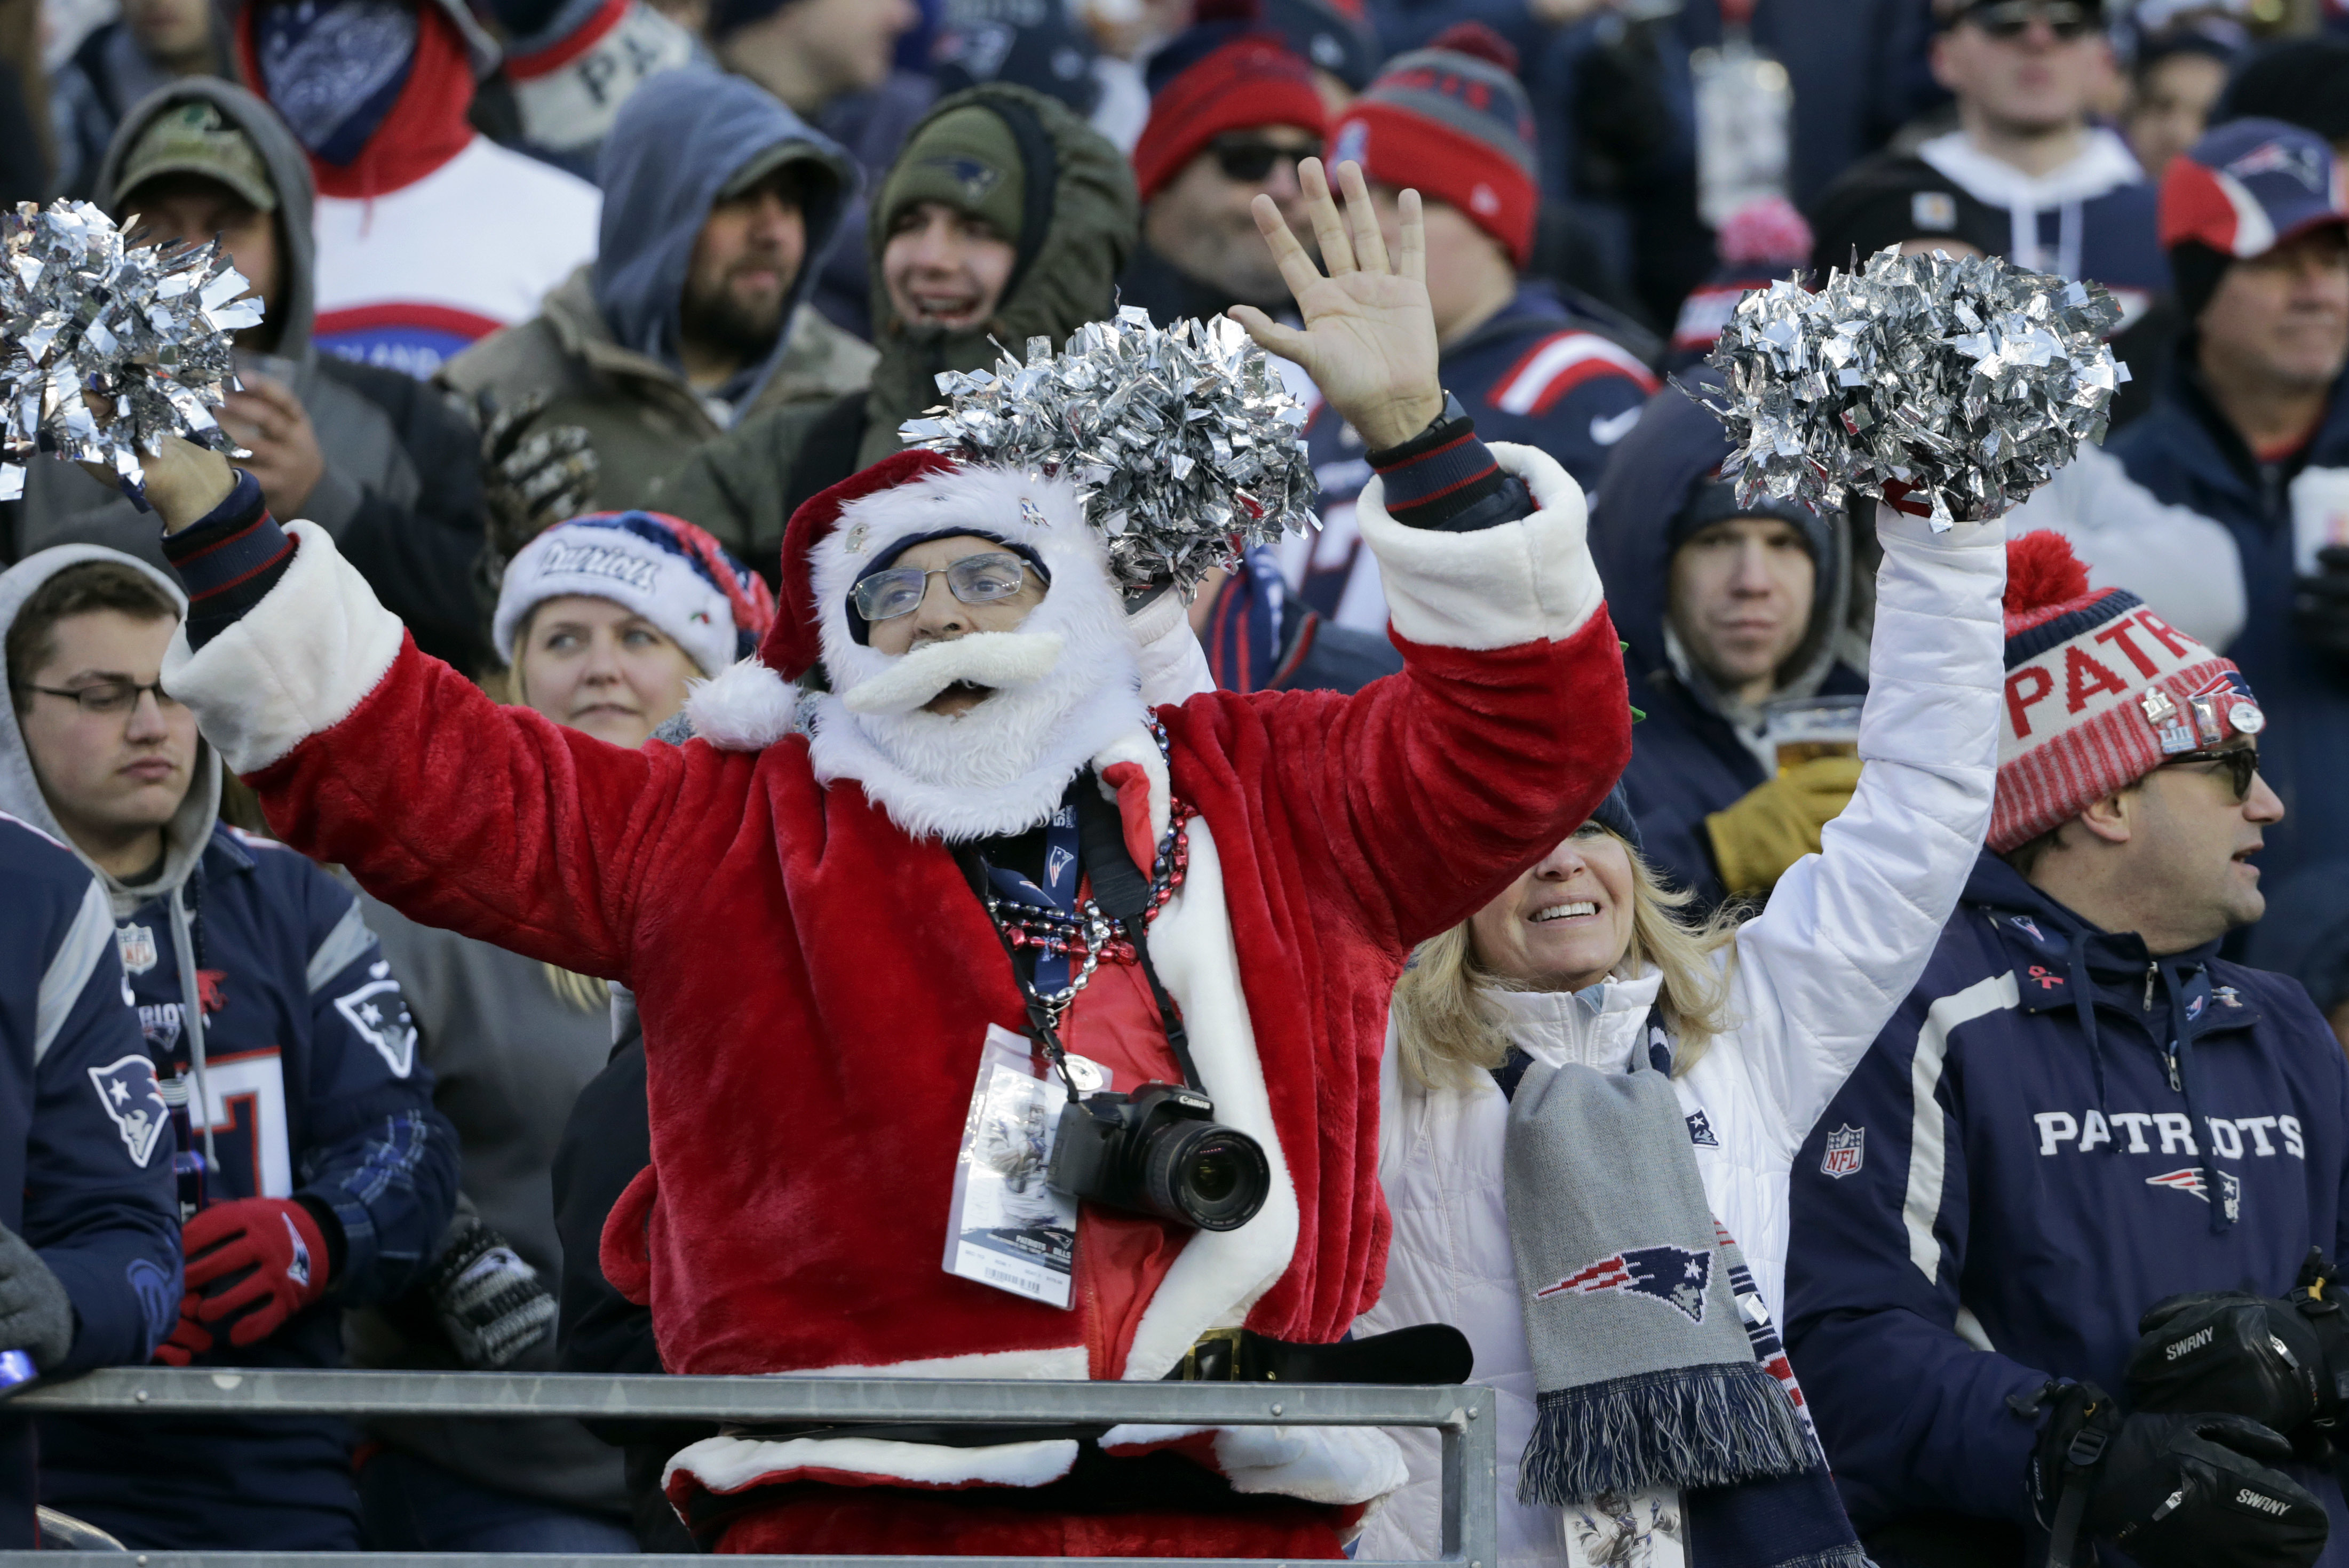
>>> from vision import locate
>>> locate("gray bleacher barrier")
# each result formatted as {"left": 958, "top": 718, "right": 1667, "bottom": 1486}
{"left": 0, "top": 1367, "right": 1498, "bottom": 1568}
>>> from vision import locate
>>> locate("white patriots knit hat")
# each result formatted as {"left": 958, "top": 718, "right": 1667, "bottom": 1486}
{"left": 494, "top": 511, "right": 776, "bottom": 679}
{"left": 1993, "top": 531, "right": 2266, "bottom": 853}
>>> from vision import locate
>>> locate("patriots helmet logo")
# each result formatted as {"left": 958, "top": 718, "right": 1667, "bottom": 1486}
{"left": 1535, "top": 1245, "right": 1711, "bottom": 1324}
{"left": 2148, "top": 1166, "right": 2242, "bottom": 1222}
{"left": 87, "top": 1054, "right": 168, "bottom": 1168}
{"left": 280, "top": 1211, "right": 312, "bottom": 1290}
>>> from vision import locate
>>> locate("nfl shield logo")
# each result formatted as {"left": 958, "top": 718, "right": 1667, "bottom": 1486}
{"left": 116, "top": 923, "right": 157, "bottom": 976}
{"left": 1821, "top": 1124, "right": 1864, "bottom": 1179}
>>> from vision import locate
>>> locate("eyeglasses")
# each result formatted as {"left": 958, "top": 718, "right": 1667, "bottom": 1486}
{"left": 852, "top": 552, "right": 1035, "bottom": 624}
{"left": 1964, "top": 1, "right": 2096, "bottom": 42}
{"left": 1210, "top": 138, "right": 1320, "bottom": 185}
{"left": 15, "top": 679, "right": 181, "bottom": 715}
{"left": 2158, "top": 746, "right": 2260, "bottom": 802}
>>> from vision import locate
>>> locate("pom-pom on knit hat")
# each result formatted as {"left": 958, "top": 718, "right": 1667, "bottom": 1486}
{"left": 495, "top": 511, "right": 776, "bottom": 679}
{"left": 1328, "top": 22, "right": 1539, "bottom": 268}
{"left": 1130, "top": 0, "right": 1328, "bottom": 205}
{"left": 1993, "top": 531, "right": 2266, "bottom": 853}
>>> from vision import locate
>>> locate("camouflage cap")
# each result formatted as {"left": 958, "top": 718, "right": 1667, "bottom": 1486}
{"left": 113, "top": 101, "right": 279, "bottom": 216}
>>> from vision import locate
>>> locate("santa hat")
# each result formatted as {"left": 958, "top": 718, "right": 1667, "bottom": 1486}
{"left": 495, "top": 510, "right": 774, "bottom": 678}
{"left": 1993, "top": 531, "right": 2266, "bottom": 853}
{"left": 1328, "top": 23, "right": 1537, "bottom": 268}
{"left": 1131, "top": 0, "right": 1328, "bottom": 205}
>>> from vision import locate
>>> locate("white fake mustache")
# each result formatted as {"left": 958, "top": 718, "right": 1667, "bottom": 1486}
{"left": 841, "top": 630, "right": 1066, "bottom": 717}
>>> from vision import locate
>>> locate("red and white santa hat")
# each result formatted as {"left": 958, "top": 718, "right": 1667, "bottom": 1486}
{"left": 1993, "top": 531, "right": 2266, "bottom": 853}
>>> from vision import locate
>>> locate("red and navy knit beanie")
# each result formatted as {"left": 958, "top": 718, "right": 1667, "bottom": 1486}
{"left": 2160, "top": 117, "right": 2349, "bottom": 321}
{"left": 1993, "top": 531, "right": 2265, "bottom": 853}
{"left": 1130, "top": 0, "right": 1327, "bottom": 205}
{"left": 1328, "top": 23, "right": 1537, "bottom": 268}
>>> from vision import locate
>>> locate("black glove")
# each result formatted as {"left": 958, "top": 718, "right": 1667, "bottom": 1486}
{"left": 2128, "top": 1291, "right": 2328, "bottom": 1437}
{"left": 2288, "top": 1250, "right": 2349, "bottom": 1418}
{"left": 0, "top": 1225, "right": 72, "bottom": 1371}
{"left": 423, "top": 1214, "right": 555, "bottom": 1370}
{"left": 475, "top": 389, "right": 598, "bottom": 563}
{"left": 2294, "top": 544, "right": 2349, "bottom": 658}
{"left": 2028, "top": 1381, "right": 2328, "bottom": 1568}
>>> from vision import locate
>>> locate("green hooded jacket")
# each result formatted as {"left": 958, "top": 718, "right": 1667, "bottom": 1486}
{"left": 646, "top": 83, "right": 1139, "bottom": 577}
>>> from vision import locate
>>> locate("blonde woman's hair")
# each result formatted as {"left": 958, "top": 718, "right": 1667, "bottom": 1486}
{"left": 542, "top": 961, "right": 607, "bottom": 1014}
{"left": 1391, "top": 832, "right": 1740, "bottom": 1093}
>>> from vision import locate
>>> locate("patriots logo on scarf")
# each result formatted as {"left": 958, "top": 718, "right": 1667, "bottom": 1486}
{"left": 1535, "top": 1245, "right": 1711, "bottom": 1323}
{"left": 88, "top": 1054, "right": 168, "bottom": 1168}
{"left": 2148, "top": 1166, "right": 2242, "bottom": 1222}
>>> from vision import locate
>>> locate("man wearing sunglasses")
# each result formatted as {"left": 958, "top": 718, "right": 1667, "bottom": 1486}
{"left": 1917, "top": 0, "right": 2168, "bottom": 326}
{"left": 1121, "top": 3, "right": 1328, "bottom": 329}
{"left": 1785, "top": 531, "right": 2349, "bottom": 1567}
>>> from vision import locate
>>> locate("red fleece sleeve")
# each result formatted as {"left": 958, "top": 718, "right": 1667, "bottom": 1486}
{"left": 244, "top": 635, "right": 716, "bottom": 982}
{"left": 1171, "top": 610, "right": 1631, "bottom": 955}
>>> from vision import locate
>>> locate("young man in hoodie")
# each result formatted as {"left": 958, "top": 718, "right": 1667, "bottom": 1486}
{"left": 1784, "top": 534, "right": 2349, "bottom": 1567}
{"left": 1917, "top": 0, "right": 2168, "bottom": 324}
{"left": 648, "top": 81, "right": 1138, "bottom": 576}
{"left": 441, "top": 66, "right": 877, "bottom": 559}
{"left": 240, "top": 0, "right": 600, "bottom": 377}
{"left": 0, "top": 550, "right": 459, "bottom": 1550}
{"left": 12, "top": 84, "right": 493, "bottom": 672}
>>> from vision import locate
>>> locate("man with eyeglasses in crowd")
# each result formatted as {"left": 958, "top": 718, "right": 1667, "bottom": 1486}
{"left": 1117, "top": 0, "right": 1329, "bottom": 330}
{"left": 1782, "top": 530, "right": 2349, "bottom": 1568}
{"left": 1917, "top": 0, "right": 2168, "bottom": 328}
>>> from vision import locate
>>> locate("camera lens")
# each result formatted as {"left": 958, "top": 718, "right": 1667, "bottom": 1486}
{"left": 1143, "top": 1122, "right": 1270, "bottom": 1231}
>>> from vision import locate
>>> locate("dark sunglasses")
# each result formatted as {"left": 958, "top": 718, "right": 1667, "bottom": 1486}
{"left": 2159, "top": 746, "right": 2260, "bottom": 802}
{"left": 852, "top": 552, "right": 1034, "bottom": 624}
{"left": 1965, "top": 1, "right": 2096, "bottom": 41}
{"left": 1211, "top": 138, "right": 1320, "bottom": 185}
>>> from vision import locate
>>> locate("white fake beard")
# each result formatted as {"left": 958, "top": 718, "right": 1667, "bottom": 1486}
{"left": 807, "top": 627, "right": 1148, "bottom": 842}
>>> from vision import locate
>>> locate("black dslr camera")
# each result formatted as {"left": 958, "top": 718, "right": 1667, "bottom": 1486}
{"left": 1049, "top": 1083, "right": 1270, "bottom": 1232}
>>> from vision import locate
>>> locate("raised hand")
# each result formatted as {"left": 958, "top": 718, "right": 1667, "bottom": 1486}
{"left": 1228, "top": 158, "right": 1445, "bottom": 452}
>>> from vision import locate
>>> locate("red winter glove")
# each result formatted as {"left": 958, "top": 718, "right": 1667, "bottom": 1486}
{"left": 153, "top": 1305, "right": 213, "bottom": 1366}
{"left": 180, "top": 1198, "right": 331, "bottom": 1349}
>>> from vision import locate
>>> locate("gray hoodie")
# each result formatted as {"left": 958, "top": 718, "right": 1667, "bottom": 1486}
{"left": 14, "top": 79, "right": 422, "bottom": 567}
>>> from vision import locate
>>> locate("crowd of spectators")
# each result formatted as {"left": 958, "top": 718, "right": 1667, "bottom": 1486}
{"left": 2, "top": 0, "right": 2348, "bottom": 1561}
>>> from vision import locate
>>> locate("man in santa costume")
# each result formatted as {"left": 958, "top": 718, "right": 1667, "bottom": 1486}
{"left": 114, "top": 160, "right": 1630, "bottom": 1558}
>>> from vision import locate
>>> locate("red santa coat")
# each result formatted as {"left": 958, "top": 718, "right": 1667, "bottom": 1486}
{"left": 164, "top": 441, "right": 1628, "bottom": 1520}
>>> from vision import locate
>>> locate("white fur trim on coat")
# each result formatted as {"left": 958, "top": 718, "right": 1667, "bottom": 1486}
{"left": 1100, "top": 1425, "right": 1409, "bottom": 1507}
{"left": 666, "top": 1435, "right": 1079, "bottom": 1497}
{"left": 1355, "top": 442, "right": 1603, "bottom": 651}
{"left": 684, "top": 657, "right": 806, "bottom": 750}
{"left": 162, "top": 522, "right": 406, "bottom": 776}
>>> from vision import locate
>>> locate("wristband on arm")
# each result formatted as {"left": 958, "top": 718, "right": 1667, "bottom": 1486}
{"left": 1366, "top": 393, "right": 1533, "bottom": 532}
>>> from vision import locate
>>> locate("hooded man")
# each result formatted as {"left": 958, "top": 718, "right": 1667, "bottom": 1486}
{"left": 441, "top": 66, "right": 877, "bottom": 549}
{"left": 112, "top": 158, "right": 1632, "bottom": 1556}
{"left": 13, "top": 82, "right": 493, "bottom": 673}
{"left": 1586, "top": 376, "right": 1859, "bottom": 911}
{"left": 0, "top": 547, "right": 458, "bottom": 1549}
{"left": 239, "top": 0, "right": 601, "bottom": 376}
{"left": 648, "top": 81, "right": 1139, "bottom": 577}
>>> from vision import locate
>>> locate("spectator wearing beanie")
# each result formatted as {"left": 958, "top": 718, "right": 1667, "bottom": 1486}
{"left": 1668, "top": 195, "right": 1814, "bottom": 369}
{"left": 2108, "top": 117, "right": 2349, "bottom": 920}
{"left": 1264, "top": 0, "right": 1377, "bottom": 112}
{"left": 2213, "top": 37, "right": 2349, "bottom": 159}
{"left": 348, "top": 512, "right": 773, "bottom": 1552}
{"left": 1281, "top": 23, "right": 1657, "bottom": 635}
{"left": 1116, "top": 0, "right": 1329, "bottom": 327}
{"left": 1785, "top": 531, "right": 2349, "bottom": 1568}
{"left": 2123, "top": 23, "right": 2243, "bottom": 185}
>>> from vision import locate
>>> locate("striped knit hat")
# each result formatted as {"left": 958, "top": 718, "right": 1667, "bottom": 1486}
{"left": 1329, "top": 23, "right": 1537, "bottom": 266}
{"left": 1993, "top": 531, "right": 2265, "bottom": 853}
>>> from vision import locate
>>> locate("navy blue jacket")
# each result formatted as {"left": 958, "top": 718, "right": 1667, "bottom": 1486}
{"left": 1290, "top": 286, "right": 1657, "bottom": 629}
{"left": 1586, "top": 379, "right": 1859, "bottom": 909}
{"left": 1784, "top": 850, "right": 2349, "bottom": 1561}
{"left": 2108, "top": 359, "right": 2349, "bottom": 916}
{"left": 0, "top": 815, "right": 180, "bottom": 1547}
{"left": 39, "top": 825, "right": 459, "bottom": 1551}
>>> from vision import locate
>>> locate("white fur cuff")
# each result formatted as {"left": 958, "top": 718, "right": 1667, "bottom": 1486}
{"left": 1353, "top": 441, "right": 1604, "bottom": 651}
{"left": 162, "top": 521, "right": 407, "bottom": 776}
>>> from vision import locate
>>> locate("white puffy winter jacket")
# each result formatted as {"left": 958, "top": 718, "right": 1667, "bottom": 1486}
{"left": 1353, "top": 504, "right": 2008, "bottom": 1566}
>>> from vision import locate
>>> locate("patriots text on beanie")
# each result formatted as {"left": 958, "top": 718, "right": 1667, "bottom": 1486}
{"left": 495, "top": 511, "right": 777, "bottom": 678}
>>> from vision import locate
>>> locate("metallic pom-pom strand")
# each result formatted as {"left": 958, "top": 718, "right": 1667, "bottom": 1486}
{"left": 900, "top": 305, "right": 1318, "bottom": 595}
{"left": 0, "top": 199, "right": 263, "bottom": 500}
{"left": 1694, "top": 245, "right": 2126, "bottom": 528}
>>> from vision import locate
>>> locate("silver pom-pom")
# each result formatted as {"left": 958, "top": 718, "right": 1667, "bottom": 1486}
{"left": 1, "top": 199, "right": 263, "bottom": 501}
{"left": 900, "top": 305, "right": 1318, "bottom": 595}
{"left": 1696, "top": 245, "right": 2127, "bottom": 528}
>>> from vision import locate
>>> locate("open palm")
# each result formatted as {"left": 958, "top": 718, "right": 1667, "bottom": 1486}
{"left": 1229, "top": 159, "right": 1444, "bottom": 453}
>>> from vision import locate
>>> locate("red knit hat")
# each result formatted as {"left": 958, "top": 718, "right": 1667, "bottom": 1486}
{"left": 1328, "top": 23, "right": 1537, "bottom": 267}
{"left": 1130, "top": 5, "right": 1328, "bottom": 206}
{"left": 1992, "top": 531, "right": 2266, "bottom": 853}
